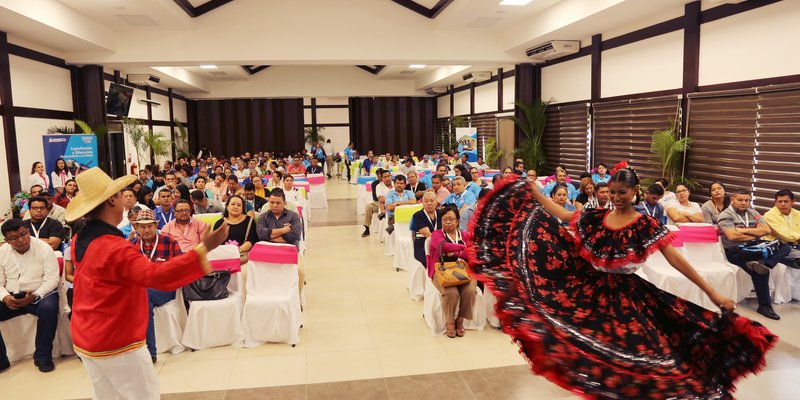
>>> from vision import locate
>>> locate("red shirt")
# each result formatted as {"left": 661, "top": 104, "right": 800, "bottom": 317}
{"left": 70, "top": 227, "right": 211, "bottom": 357}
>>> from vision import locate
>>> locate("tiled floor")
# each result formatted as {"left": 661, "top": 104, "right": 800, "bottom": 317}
{"left": 2, "top": 178, "right": 800, "bottom": 399}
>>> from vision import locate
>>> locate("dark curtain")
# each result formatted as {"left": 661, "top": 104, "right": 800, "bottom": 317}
{"left": 187, "top": 98, "right": 304, "bottom": 157}
{"left": 348, "top": 97, "right": 436, "bottom": 155}
{"left": 514, "top": 63, "right": 541, "bottom": 145}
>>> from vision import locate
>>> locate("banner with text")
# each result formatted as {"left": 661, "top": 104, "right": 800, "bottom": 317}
{"left": 43, "top": 134, "right": 98, "bottom": 177}
{"left": 456, "top": 127, "right": 478, "bottom": 162}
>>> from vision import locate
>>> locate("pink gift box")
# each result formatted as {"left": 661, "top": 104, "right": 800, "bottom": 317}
{"left": 249, "top": 243, "right": 299, "bottom": 265}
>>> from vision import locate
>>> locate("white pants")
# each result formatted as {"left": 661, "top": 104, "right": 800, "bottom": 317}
{"left": 78, "top": 346, "right": 160, "bottom": 400}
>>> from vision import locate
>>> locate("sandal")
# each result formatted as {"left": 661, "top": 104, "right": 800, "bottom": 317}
{"left": 456, "top": 318, "right": 465, "bottom": 337}
{"left": 445, "top": 324, "right": 457, "bottom": 338}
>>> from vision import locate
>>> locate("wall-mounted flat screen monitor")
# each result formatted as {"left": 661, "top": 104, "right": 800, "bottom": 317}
{"left": 106, "top": 83, "right": 134, "bottom": 116}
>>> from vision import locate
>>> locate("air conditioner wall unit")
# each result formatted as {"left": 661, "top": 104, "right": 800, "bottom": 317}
{"left": 127, "top": 74, "right": 161, "bottom": 86}
{"left": 525, "top": 40, "right": 581, "bottom": 63}
{"left": 463, "top": 71, "right": 491, "bottom": 83}
{"left": 425, "top": 86, "right": 449, "bottom": 96}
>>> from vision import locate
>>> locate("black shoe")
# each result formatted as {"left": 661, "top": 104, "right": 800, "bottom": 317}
{"left": 744, "top": 260, "right": 770, "bottom": 275}
{"left": 378, "top": 213, "right": 386, "bottom": 221}
{"left": 34, "top": 359, "right": 55, "bottom": 373}
{"left": 757, "top": 305, "right": 781, "bottom": 320}
{"left": 386, "top": 225, "right": 395, "bottom": 235}
{"left": 792, "top": 259, "right": 800, "bottom": 270}
{"left": 0, "top": 357, "right": 9, "bottom": 373}
{"left": 361, "top": 229, "right": 370, "bottom": 238}
{"left": 152, "top": 356, "right": 157, "bottom": 364}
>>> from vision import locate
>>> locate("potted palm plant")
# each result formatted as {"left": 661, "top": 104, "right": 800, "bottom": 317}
{"left": 643, "top": 120, "right": 697, "bottom": 190}
{"left": 513, "top": 99, "right": 549, "bottom": 175}
{"left": 304, "top": 126, "right": 326, "bottom": 150}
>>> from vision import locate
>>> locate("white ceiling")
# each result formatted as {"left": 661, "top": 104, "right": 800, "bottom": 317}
{"left": 6, "top": 0, "right": 702, "bottom": 96}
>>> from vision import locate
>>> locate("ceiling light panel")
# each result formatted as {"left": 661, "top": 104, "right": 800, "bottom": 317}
{"left": 199, "top": 65, "right": 218, "bottom": 69}
{"left": 409, "top": 64, "right": 427, "bottom": 69}
{"left": 499, "top": 0, "right": 533, "bottom": 5}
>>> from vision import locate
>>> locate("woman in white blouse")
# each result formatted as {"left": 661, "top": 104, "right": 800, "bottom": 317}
{"left": 26, "top": 161, "right": 50, "bottom": 193}
{"left": 50, "top": 158, "right": 73, "bottom": 194}
{"left": 665, "top": 184, "right": 704, "bottom": 225}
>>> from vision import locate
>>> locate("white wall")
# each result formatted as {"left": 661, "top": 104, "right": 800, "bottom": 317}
{"left": 542, "top": 56, "right": 591, "bottom": 103}
{"left": 173, "top": 97, "right": 187, "bottom": 123}
{"left": 601, "top": 30, "right": 683, "bottom": 98}
{"left": 437, "top": 95, "right": 449, "bottom": 118}
{"left": 474, "top": 81, "right": 497, "bottom": 114}
{"left": 150, "top": 93, "right": 170, "bottom": 122}
{"left": 453, "top": 90, "right": 470, "bottom": 116}
{"left": 502, "top": 76, "right": 515, "bottom": 110}
{"left": 699, "top": 1, "right": 800, "bottom": 86}
{"left": 9, "top": 55, "right": 72, "bottom": 111}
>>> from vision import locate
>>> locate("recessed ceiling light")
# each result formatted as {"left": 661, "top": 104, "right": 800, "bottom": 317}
{"left": 499, "top": 0, "right": 533, "bottom": 5}
{"left": 199, "top": 65, "right": 218, "bottom": 69}
{"left": 409, "top": 64, "right": 426, "bottom": 69}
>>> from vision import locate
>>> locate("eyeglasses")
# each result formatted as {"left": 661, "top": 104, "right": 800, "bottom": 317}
{"left": 30, "top": 206, "right": 47, "bottom": 211}
{"left": 441, "top": 217, "right": 458, "bottom": 222}
{"left": 175, "top": 209, "right": 191, "bottom": 214}
{"left": 5, "top": 230, "right": 29, "bottom": 242}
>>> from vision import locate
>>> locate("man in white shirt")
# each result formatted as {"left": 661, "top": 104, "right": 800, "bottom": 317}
{"left": 362, "top": 170, "right": 393, "bottom": 237}
{"left": 399, "top": 158, "right": 416, "bottom": 177}
{"left": 323, "top": 139, "right": 334, "bottom": 178}
{"left": 0, "top": 219, "right": 60, "bottom": 373}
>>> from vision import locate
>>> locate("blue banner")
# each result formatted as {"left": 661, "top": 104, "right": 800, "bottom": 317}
{"left": 43, "top": 134, "right": 98, "bottom": 176}
{"left": 456, "top": 127, "right": 478, "bottom": 162}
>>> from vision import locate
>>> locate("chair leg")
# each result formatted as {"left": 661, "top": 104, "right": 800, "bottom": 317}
{"left": 292, "top": 344, "right": 296, "bottom": 348}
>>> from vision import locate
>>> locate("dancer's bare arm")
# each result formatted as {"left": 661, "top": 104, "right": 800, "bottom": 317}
{"left": 660, "top": 244, "right": 736, "bottom": 311}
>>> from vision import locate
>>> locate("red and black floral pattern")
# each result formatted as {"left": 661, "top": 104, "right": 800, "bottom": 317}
{"left": 467, "top": 178, "right": 777, "bottom": 400}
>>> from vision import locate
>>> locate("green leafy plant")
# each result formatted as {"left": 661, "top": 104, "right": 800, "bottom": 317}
{"left": 124, "top": 117, "right": 149, "bottom": 166}
{"left": 303, "top": 126, "right": 326, "bottom": 148}
{"left": 483, "top": 137, "right": 505, "bottom": 169}
{"left": 144, "top": 131, "right": 172, "bottom": 162}
{"left": 173, "top": 119, "right": 191, "bottom": 159}
{"left": 513, "top": 99, "right": 550, "bottom": 175}
{"left": 642, "top": 120, "right": 698, "bottom": 190}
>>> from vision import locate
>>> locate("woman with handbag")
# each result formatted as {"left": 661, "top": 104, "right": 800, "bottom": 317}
{"left": 213, "top": 195, "right": 259, "bottom": 259}
{"left": 427, "top": 204, "right": 477, "bottom": 338}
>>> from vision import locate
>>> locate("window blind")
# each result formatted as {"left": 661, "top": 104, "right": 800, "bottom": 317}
{"left": 543, "top": 103, "right": 590, "bottom": 177}
{"left": 469, "top": 114, "right": 498, "bottom": 161}
{"left": 753, "top": 85, "right": 800, "bottom": 210}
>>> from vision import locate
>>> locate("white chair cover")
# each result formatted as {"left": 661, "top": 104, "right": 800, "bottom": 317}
{"left": 422, "top": 277, "right": 486, "bottom": 335}
{"left": 357, "top": 185, "right": 367, "bottom": 216}
{"left": 377, "top": 217, "right": 389, "bottom": 244}
{"left": 181, "top": 245, "right": 245, "bottom": 350}
{"left": 392, "top": 221, "right": 413, "bottom": 271}
{"left": 483, "top": 287, "right": 501, "bottom": 329}
{"left": 787, "top": 267, "right": 800, "bottom": 301}
{"left": 406, "top": 259, "right": 426, "bottom": 302}
{"left": 242, "top": 242, "right": 302, "bottom": 347}
{"left": 153, "top": 290, "right": 187, "bottom": 355}
{"left": 307, "top": 173, "right": 328, "bottom": 209}
{"left": 384, "top": 230, "right": 395, "bottom": 257}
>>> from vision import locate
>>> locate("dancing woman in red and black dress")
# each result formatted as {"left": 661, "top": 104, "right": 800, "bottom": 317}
{"left": 468, "top": 167, "right": 776, "bottom": 400}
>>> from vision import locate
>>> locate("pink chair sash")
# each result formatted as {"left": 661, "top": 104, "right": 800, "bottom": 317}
{"left": 365, "top": 183, "right": 373, "bottom": 192}
{"left": 294, "top": 182, "right": 310, "bottom": 191}
{"left": 249, "top": 243, "right": 299, "bottom": 264}
{"left": 57, "top": 256, "right": 64, "bottom": 277}
{"left": 417, "top": 171, "right": 427, "bottom": 177}
{"left": 307, "top": 175, "right": 325, "bottom": 185}
{"left": 665, "top": 226, "right": 683, "bottom": 247}
{"left": 677, "top": 224, "right": 718, "bottom": 244}
{"left": 210, "top": 258, "right": 242, "bottom": 274}
{"left": 297, "top": 205, "right": 303, "bottom": 218}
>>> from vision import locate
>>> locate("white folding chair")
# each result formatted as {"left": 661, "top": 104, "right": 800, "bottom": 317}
{"left": 392, "top": 204, "right": 423, "bottom": 272}
{"left": 241, "top": 242, "right": 303, "bottom": 347}
{"left": 181, "top": 245, "right": 245, "bottom": 350}
{"left": 153, "top": 290, "right": 188, "bottom": 355}
{"left": 307, "top": 173, "right": 328, "bottom": 209}
{"left": 483, "top": 287, "right": 500, "bottom": 329}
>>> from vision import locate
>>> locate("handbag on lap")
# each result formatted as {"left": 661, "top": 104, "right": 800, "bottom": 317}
{"left": 434, "top": 240, "right": 471, "bottom": 288}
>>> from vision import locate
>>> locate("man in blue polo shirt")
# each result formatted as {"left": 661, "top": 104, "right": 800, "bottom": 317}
{"left": 384, "top": 175, "right": 416, "bottom": 235}
{"left": 443, "top": 176, "right": 477, "bottom": 230}
{"left": 363, "top": 153, "right": 375, "bottom": 176}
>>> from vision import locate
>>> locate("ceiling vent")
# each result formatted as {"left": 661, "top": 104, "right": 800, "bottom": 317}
{"left": 127, "top": 74, "right": 160, "bottom": 86}
{"left": 463, "top": 71, "right": 491, "bottom": 83}
{"left": 116, "top": 15, "right": 159, "bottom": 26}
{"left": 526, "top": 40, "right": 580, "bottom": 63}
{"left": 209, "top": 71, "right": 227, "bottom": 76}
{"left": 399, "top": 70, "right": 417, "bottom": 75}
{"left": 425, "top": 86, "right": 449, "bottom": 96}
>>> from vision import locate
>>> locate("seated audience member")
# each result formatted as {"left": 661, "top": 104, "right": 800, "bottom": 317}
{"left": 23, "top": 196, "right": 64, "bottom": 250}
{"left": 241, "top": 169, "right": 259, "bottom": 186}
{"left": 119, "top": 206, "right": 142, "bottom": 239}
{"left": 548, "top": 184, "right": 576, "bottom": 226}
{"left": 306, "top": 158, "right": 324, "bottom": 174}
{"left": 26, "top": 161, "right": 50, "bottom": 193}
{"left": 23, "top": 192, "right": 66, "bottom": 227}
{"left": 213, "top": 195, "right": 259, "bottom": 255}
{"left": 502, "top": 167, "right": 514, "bottom": 178}
{"left": 701, "top": 181, "right": 730, "bottom": 226}
{"left": 138, "top": 169, "right": 150, "bottom": 187}
{"left": 282, "top": 174, "right": 305, "bottom": 205}
{"left": 251, "top": 176, "right": 269, "bottom": 199}
{"left": 665, "top": 184, "right": 704, "bottom": 225}
{"left": 456, "top": 165, "right": 482, "bottom": 199}
{"left": 634, "top": 184, "right": 666, "bottom": 223}
{"left": 459, "top": 154, "right": 470, "bottom": 166}
{"left": 399, "top": 158, "right": 416, "bottom": 177}
{"left": 19, "top": 185, "right": 45, "bottom": 219}
{"left": 592, "top": 163, "right": 610, "bottom": 184}
{"left": 443, "top": 177, "right": 477, "bottom": 230}
{"left": 193, "top": 177, "right": 215, "bottom": 200}
{"left": 267, "top": 171, "right": 284, "bottom": 190}
{"left": 242, "top": 183, "right": 268, "bottom": 216}
{"left": 148, "top": 171, "right": 166, "bottom": 190}
{"left": 527, "top": 170, "right": 543, "bottom": 189}
{"left": 286, "top": 157, "right": 307, "bottom": 175}
{"left": 161, "top": 200, "right": 209, "bottom": 253}
{"left": 256, "top": 189, "right": 305, "bottom": 292}
{"left": 0, "top": 219, "right": 60, "bottom": 372}
{"left": 427, "top": 205, "right": 477, "bottom": 338}
{"left": 429, "top": 174, "right": 450, "bottom": 206}
{"left": 542, "top": 165, "right": 572, "bottom": 185}
{"left": 442, "top": 177, "right": 452, "bottom": 193}
{"left": 211, "top": 174, "right": 227, "bottom": 201}
{"left": 764, "top": 189, "right": 800, "bottom": 251}
{"left": 405, "top": 171, "right": 427, "bottom": 201}
{"left": 154, "top": 188, "right": 175, "bottom": 229}
{"left": 410, "top": 192, "right": 441, "bottom": 268}
{"left": 470, "top": 168, "right": 488, "bottom": 189}
{"left": 54, "top": 179, "right": 78, "bottom": 208}
{"left": 129, "top": 209, "right": 182, "bottom": 363}
{"left": 473, "top": 157, "right": 488, "bottom": 171}
{"left": 118, "top": 187, "right": 140, "bottom": 228}
{"left": 574, "top": 181, "right": 595, "bottom": 210}
{"left": 719, "top": 189, "right": 792, "bottom": 320}
{"left": 189, "top": 190, "right": 225, "bottom": 214}
{"left": 655, "top": 178, "right": 676, "bottom": 205}
{"left": 165, "top": 171, "right": 181, "bottom": 191}
{"left": 137, "top": 186, "right": 156, "bottom": 210}
{"left": 384, "top": 175, "right": 417, "bottom": 235}
{"left": 221, "top": 175, "right": 242, "bottom": 204}
{"left": 421, "top": 164, "right": 448, "bottom": 187}
{"left": 418, "top": 155, "right": 434, "bottom": 170}
{"left": 362, "top": 170, "right": 394, "bottom": 237}
{"left": 577, "top": 172, "right": 592, "bottom": 191}
{"left": 362, "top": 154, "right": 376, "bottom": 176}
{"left": 542, "top": 167, "right": 578, "bottom": 200}
{"left": 584, "top": 182, "right": 614, "bottom": 210}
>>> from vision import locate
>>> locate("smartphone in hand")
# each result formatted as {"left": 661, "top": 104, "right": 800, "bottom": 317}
{"left": 13, "top": 292, "right": 27, "bottom": 299}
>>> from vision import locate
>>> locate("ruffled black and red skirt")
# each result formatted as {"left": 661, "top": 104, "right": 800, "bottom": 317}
{"left": 467, "top": 178, "right": 776, "bottom": 400}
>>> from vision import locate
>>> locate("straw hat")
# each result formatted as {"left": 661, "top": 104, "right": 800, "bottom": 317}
{"left": 65, "top": 167, "right": 137, "bottom": 222}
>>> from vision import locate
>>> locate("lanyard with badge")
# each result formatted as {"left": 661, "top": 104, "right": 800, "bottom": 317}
{"left": 160, "top": 211, "right": 173, "bottom": 225}
{"left": 140, "top": 234, "right": 160, "bottom": 261}
{"left": 731, "top": 206, "right": 750, "bottom": 227}
{"left": 642, "top": 203, "right": 656, "bottom": 218}
{"left": 29, "top": 219, "right": 47, "bottom": 238}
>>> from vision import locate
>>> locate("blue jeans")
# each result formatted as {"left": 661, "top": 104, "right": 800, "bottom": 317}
{"left": 0, "top": 293, "right": 59, "bottom": 362}
{"left": 146, "top": 289, "right": 176, "bottom": 358}
{"left": 725, "top": 244, "right": 793, "bottom": 306}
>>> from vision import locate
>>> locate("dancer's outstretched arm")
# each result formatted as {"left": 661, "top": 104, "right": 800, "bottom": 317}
{"left": 530, "top": 182, "right": 576, "bottom": 223}
{"left": 660, "top": 244, "right": 736, "bottom": 312}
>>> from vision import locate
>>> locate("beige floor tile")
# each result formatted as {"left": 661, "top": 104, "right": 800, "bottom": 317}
{"left": 439, "top": 330, "right": 526, "bottom": 370}
{"left": 376, "top": 342, "right": 456, "bottom": 377}
{"left": 304, "top": 306, "right": 369, "bottom": 328}
{"left": 168, "top": 345, "right": 240, "bottom": 362}
{"left": 2, "top": 365, "right": 86, "bottom": 399}
{"left": 305, "top": 288, "right": 363, "bottom": 310}
{"left": 63, "top": 371, "right": 95, "bottom": 400}
{"left": 306, "top": 324, "right": 375, "bottom": 353}
{"left": 227, "top": 354, "right": 307, "bottom": 389}
{"left": 158, "top": 358, "right": 236, "bottom": 393}
{"left": 306, "top": 349, "right": 382, "bottom": 384}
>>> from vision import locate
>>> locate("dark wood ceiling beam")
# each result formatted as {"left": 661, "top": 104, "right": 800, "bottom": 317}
{"left": 173, "top": 0, "right": 235, "bottom": 18}
{"left": 356, "top": 65, "right": 386, "bottom": 75}
{"left": 390, "top": 0, "right": 454, "bottom": 19}
{"left": 241, "top": 65, "right": 270, "bottom": 75}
